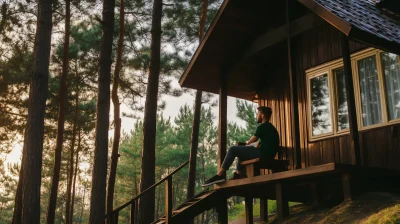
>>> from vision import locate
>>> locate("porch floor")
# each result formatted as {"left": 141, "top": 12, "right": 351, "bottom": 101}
{"left": 214, "top": 163, "right": 400, "bottom": 203}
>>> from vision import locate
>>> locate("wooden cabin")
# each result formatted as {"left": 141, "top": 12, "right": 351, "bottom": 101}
{"left": 107, "top": 0, "right": 400, "bottom": 223}
{"left": 178, "top": 0, "right": 400, "bottom": 223}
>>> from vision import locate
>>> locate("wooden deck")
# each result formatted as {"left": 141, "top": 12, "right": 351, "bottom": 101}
{"left": 214, "top": 163, "right": 400, "bottom": 203}
{"left": 212, "top": 163, "right": 400, "bottom": 222}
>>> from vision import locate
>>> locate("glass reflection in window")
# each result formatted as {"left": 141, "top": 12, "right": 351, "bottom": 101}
{"left": 334, "top": 68, "right": 349, "bottom": 130}
{"left": 310, "top": 74, "right": 332, "bottom": 135}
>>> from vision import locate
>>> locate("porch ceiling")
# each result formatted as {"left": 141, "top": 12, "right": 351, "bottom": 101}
{"left": 179, "top": 0, "right": 400, "bottom": 100}
{"left": 178, "top": 0, "right": 303, "bottom": 101}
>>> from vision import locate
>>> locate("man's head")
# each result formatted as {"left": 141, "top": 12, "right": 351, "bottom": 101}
{"left": 256, "top": 106, "right": 272, "bottom": 123}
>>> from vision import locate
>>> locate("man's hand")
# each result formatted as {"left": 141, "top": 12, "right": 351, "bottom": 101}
{"left": 246, "top": 136, "right": 259, "bottom": 146}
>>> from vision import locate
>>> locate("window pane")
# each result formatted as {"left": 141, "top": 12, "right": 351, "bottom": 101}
{"left": 334, "top": 68, "right": 349, "bottom": 130}
{"left": 381, "top": 52, "right": 400, "bottom": 120}
{"left": 310, "top": 74, "right": 332, "bottom": 135}
{"left": 358, "top": 56, "right": 382, "bottom": 126}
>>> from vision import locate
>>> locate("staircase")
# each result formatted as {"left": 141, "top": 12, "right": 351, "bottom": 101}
{"left": 152, "top": 189, "right": 221, "bottom": 224}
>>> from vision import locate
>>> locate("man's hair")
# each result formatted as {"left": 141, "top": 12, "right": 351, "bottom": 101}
{"left": 257, "top": 106, "right": 272, "bottom": 116}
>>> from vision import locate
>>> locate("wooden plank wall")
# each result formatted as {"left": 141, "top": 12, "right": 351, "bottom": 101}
{"left": 260, "top": 22, "right": 400, "bottom": 170}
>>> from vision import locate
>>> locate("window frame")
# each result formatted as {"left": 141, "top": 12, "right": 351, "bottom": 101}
{"left": 306, "top": 48, "right": 400, "bottom": 142}
{"left": 352, "top": 48, "right": 400, "bottom": 130}
{"left": 306, "top": 59, "right": 349, "bottom": 141}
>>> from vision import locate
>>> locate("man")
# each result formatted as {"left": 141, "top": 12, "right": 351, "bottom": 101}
{"left": 202, "top": 106, "right": 279, "bottom": 187}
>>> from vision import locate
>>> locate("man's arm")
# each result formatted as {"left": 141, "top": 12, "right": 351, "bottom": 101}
{"left": 246, "top": 136, "right": 259, "bottom": 146}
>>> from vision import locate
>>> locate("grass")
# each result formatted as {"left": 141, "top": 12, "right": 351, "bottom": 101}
{"left": 228, "top": 199, "right": 300, "bottom": 221}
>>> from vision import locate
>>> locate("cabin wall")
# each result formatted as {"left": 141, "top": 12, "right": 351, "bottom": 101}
{"left": 259, "top": 22, "right": 400, "bottom": 170}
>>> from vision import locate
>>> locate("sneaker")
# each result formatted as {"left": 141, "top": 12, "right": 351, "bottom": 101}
{"left": 202, "top": 174, "right": 225, "bottom": 187}
{"left": 229, "top": 172, "right": 245, "bottom": 180}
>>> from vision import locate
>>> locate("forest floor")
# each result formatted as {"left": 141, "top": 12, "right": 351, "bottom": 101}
{"left": 230, "top": 192, "right": 400, "bottom": 224}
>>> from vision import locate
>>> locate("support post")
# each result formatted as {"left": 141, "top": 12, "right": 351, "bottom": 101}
{"left": 218, "top": 72, "right": 228, "bottom": 172}
{"left": 286, "top": 0, "right": 302, "bottom": 169}
{"left": 165, "top": 176, "right": 172, "bottom": 223}
{"left": 341, "top": 34, "right": 361, "bottom": 165}
{"left": 216, "top": 200, "right": 228, "bottom": 224}
{"left": 130, "top": 201, "right": 135, "bottom": 224}
{"left": 275, "top": 181, "right": 289, "bottom": 220}
{"left": 342, "top": 172, "right": 352, "bottom": 201}
{"left": 217, "top": 71, "right": 228, "bottom": 224}
{"left": 245, "top": 197, "right": 254, "bottom": 224}
{"left": 260, "top": 198, "right": 268, "bottom": 222}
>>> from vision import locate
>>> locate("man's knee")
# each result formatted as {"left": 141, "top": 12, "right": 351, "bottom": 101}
{"left": 228, "top": 146, "right": 244, "bottom": 155}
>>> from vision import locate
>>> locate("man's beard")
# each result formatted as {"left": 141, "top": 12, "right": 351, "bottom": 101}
{"left": 257, "top": 118, "right": 262, "bottom": 123}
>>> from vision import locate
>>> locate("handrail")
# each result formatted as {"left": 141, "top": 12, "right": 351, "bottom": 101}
{"left": 105, "top": 160, "right": 189, "bottom": 217}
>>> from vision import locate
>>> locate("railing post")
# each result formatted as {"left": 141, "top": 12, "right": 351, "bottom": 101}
{"left": 130, "top": 200, "right": 135, "bottom": 224}
{"left": 109, "top": 211, "right": 119, "bottom": 224}
{"left": 165, "top": 176, "right": 173, "bottom": 223}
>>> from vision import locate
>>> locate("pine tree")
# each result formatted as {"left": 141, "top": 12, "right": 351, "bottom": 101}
{"left": 88, "top": 0, "right": 115, "bottom": 222}
{"left": 47, "top": 1, "right": 71, "bottom": 222}
{"left": 139, "top": 0, "right": 163, "bottom": 222}
{"left": 20, "top": 1, "right": 53, "bottom": 223}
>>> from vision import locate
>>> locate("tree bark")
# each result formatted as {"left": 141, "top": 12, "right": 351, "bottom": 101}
{"left": 187, "top": 0, "right": 208, "bottom": 202}
{"left": 66, "top": 86, "right": 79, "bottom": 224}
{"left": 47, "top": 0, "right": 70, "bottom": 223}
{"left": 106, "top": 0, "right": 124, "bottom": 217}
{"left": 12, "top": 130, "right": 27, "bottom": 224}
{"left": 88, "top": 0, "right": 115, "bottom": 223}
{"left": 138, "top": 0, "right": 162, "bottom": 222}
{"left": 70, "top": 128, "right": 81, "bottom": 223}
{"left": 21, "top": 0, "right": 53, "bottom": 223}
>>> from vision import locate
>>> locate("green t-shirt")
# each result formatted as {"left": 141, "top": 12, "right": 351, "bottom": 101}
{"left": 254, "top": 122, "right": 279, "bottom": 157}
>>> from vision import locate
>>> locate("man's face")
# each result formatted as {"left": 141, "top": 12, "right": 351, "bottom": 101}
{"left": 256, "top": 110, "right": 263, "bottom": 123}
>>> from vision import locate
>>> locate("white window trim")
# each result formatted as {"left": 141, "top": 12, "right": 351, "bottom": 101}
{"left": 306, "top": 48, "right": 400, "bottom": 142}
{"left": 306, "top": 59, "right": 350, "bottom": 141}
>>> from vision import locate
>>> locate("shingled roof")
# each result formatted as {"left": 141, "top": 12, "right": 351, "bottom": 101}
{"left": 299, "top": 0, "right": 400, "bottom": 55}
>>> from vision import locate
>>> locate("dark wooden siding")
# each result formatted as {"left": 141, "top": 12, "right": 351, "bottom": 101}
{"left": 259, "top": 22, "right": 400, "bottom": 170}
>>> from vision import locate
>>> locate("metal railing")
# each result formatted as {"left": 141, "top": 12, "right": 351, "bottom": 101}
{"left": 105, "top": 161, "right": 189, "bottom": 224}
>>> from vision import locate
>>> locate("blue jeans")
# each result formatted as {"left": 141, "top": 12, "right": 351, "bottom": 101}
{"left": 221, "top": 146, "right": 261, "bottom": 171}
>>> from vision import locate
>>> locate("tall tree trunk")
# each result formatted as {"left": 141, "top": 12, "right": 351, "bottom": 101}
{"left": 70, "top": 128, "right": 81, "bottom": 223}
{"left": 80, "top": 185, "right": 86, "bottom": 224}
{"left": 47, "top": 0, "right": 70, "bottom": 223}
{"left": 187, "top": 0, "right": 208, "bottom": 202}
{"left": 21, "top": 1, "right": 53, "bottom": 223}
{"left": 138, "top": 0, "right": 162, "bottom": 222}
{"left": 12, "top": 130, "right": 27, "bottom": 224}
{"left": 88, "top": 0, "right": 115, "bottom": 223}
{"left": 66, "top": 86, "right": 79, "bottom": 224}
{"left": 106, "top": 0, "right": 124, "bottom": 216}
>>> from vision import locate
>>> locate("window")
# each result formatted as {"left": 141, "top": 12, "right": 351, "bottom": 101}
{"left": 356, "top": 55, "right": 383, "bottom": 126}
{"left": 353, "top": 49, "right": 400, "bottom": 129}
{"left": 381, "top": 52, "right": 400, "bottom": 120}
{"left": 307, "top": 62, "right": 348, "bottom": 140}
{"left": 306, "top": 48, "right": 400, "bottom": 141}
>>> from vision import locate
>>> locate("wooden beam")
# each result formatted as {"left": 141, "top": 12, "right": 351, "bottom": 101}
{"left": 245, "top": 197, "right": 254, "bottom": 224}
{"left": 217, "top": 70, "right": 228, "bottom": 224}
{"left": 260, "top": 198, "right": 268, "bottom": 223}
{"left": 218, "top": 71, "right": 228, "bottom": 172}
{"left": 165, "top": 176, "right": 172, "bottom": 223}
{"left": 275, "top": 181, "right": 289, "bottom": 220}
{"left": 215, "top": 163, "right": 338, "bottom": 189}
{"left": 286, "top": 0, "right": 302, "bottom": 170}
{"left": 341, "top": 34, "right": 362, "bottom": 165}
{"left": 216, "top": 200, "right": 228, "bottom": 224}
{"left": 341, "top": 172, "right": 352, "bottom": 201}
{"left": 243, "top": 13, "right": 320, "bottom": 59}
{"left": 130, "top": 202, "right": 135, "bottom": 224}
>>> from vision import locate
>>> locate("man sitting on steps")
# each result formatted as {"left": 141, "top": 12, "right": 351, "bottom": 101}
{"left": 202, "top": 106, "right": 280, "bottom": 187}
